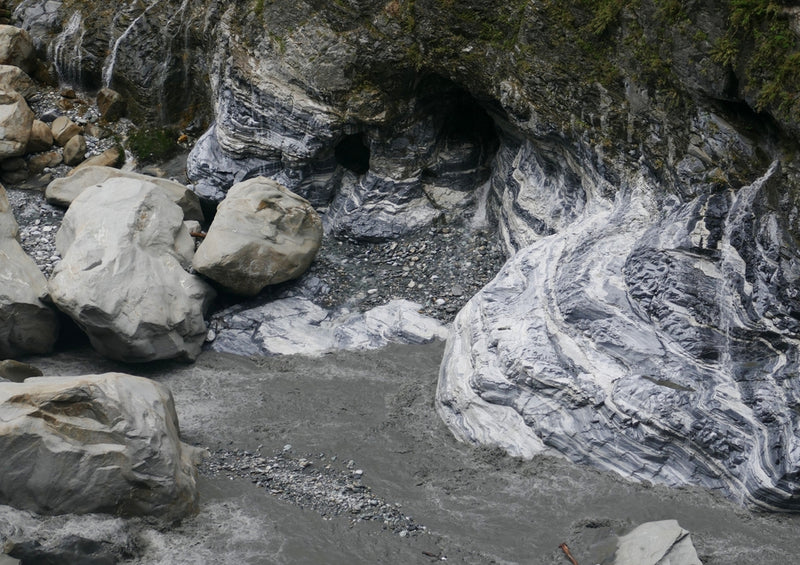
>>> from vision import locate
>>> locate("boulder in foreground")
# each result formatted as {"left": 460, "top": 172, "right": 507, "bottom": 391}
{"left": 0, "top": 373, "right": 202, "bottom": 520}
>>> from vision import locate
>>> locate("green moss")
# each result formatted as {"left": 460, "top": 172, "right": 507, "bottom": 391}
{"left": 128, "top": 127, "right": 179, "bottom": 164}
{"left": 254, "top": 0, "right": 264, "bottom": 17}
{"left": 581, "top": 0, "right": 631, "bottom": 36}
{"left": 713, "top": 1, "right": 800, "bottom": 115}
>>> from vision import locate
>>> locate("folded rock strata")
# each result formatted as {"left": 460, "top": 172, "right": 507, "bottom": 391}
{"left": 438, "top": 159, "right": 800, "bottom": 510}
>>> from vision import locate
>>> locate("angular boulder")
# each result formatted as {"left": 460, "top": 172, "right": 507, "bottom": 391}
{"left": 0, "top": 65, "right": 35, "bottom": 100}
{"left": 46, "top": 166, "right": 203, "bottom": 221}
{"left": 96, "top": 87, "right": 126, "bottom": 122}
{"left": 25, "top": 119, "right": 53, "bottom": 153}
{"left": 0, "top": 372, "right": 202, "bottom": 520}
{"left": 62, "top": 133, "right": 85, "bottom": 166}
{"left": 0, "top": 90, "right": 32, "bottom": 159}
{"left": 49, "top": 178, "right": 215, "bottom": 362}
{"left": 0, "top": 186, "right": 58, "bottom": 358}
{"left": 50, "top": 115, "right": 80, "bottom": 146}
{"left": 613, "top": 521, "right": 701, "bottom": 565}
{"left": 193, "top": 177, "right": 322, "bottom": 295}
{"left": 0, "top": 26, "right": 34, "bottom": 74}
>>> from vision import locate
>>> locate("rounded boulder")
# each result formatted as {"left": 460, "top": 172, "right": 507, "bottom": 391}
{"left": 193, "top": 177, "right": 322, "bottom": 296}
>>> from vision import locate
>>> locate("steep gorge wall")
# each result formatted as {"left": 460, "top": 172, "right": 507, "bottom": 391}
{"left": 11, "top": 0, "right": 800, "bottom": 509}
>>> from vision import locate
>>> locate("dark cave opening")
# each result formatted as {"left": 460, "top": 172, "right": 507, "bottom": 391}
{"left": 335, "top": 133, "right": 370, "bottom": 175}
{"left": 415, "top": 75, "right": 502, "bottom": 186}
{"left": 438, "top": 88, "right": 499, "bottom": 150}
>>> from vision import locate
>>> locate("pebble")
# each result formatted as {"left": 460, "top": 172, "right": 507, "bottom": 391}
{"left": 201, "top": 447, "right": 424, "bottom": 535}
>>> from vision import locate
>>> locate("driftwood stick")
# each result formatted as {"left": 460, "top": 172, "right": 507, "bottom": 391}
{"left": 189, "top": 231, "right": 206, "bottom": 238}
{"left": 559, "top": 543, "right": 579, "bottom": 565}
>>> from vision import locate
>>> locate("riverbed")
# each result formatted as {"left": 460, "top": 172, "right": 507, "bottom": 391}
{"left": 26, "top": 342, "right": 800, "bottom": 565}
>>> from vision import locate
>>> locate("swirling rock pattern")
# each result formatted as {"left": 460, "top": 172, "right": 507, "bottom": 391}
{"left": 438, "top": 160, "right": 800, "bottom": 510}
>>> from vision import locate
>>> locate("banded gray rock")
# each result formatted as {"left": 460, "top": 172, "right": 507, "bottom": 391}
{"left": 438, "top": 159, "right": 800, "bottom": 510}
{"left": 192, "top": 177, "right": 322, "bottom": 296}
{"left": 0, "top": 185, "right": 58, "bottom": 358}
{"left": 49, "top": 178, "right": 214, "bottom": 362}
{"left": 0, "top": 373, "right": 202, "bottom": 520}
{"left": 208, "top": 297, "right": 447, "bottom": 357}
{"left": 45, "top": 165, "right": 204, "bottom": 222}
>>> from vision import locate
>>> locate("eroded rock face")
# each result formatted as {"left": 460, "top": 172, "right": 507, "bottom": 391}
{"left": 0, "top": 185, "right": 58, "bottom": 358}
{"left": 0, "top": 373, "right": 201, "bottom": 520}
{"left": 192, "top": 177, "right": 322, "bottom": 295}
{"left": 49, "top": 178, "right": 214, "bottom": 362}
{"left": 438, "top": 159, "right": 800, "bottom": 510}
{"left": 208, "top": 297, "right": 447, "bottom": 357}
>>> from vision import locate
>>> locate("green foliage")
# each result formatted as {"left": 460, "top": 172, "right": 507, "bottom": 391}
{"left": 254, "top": 0, "right": 264, "bottom": 17}
{"left": 711, "top": 35, "right": 739, "bottom": 66}
{"left": 713, "top": 0, "right": 800, "bottom": 114}
{"left": 581, "top": 0, "right": 631, "bottom": 36}
{"left": 128, "top": 127, "right": 179, "bottom": 164}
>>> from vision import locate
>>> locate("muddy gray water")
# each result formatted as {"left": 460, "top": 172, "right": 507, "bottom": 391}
{"left": 27, "top": 343, "right": 800, "bottom": 564}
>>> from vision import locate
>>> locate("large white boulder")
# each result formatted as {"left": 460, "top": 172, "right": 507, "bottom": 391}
{"left": 0, "top": 90, "right": 32, "bottom": 160}
{"left": 0, "top": 186, "right": 58, "bottom": 358}
{"left": 193, "top": 177, "right": 322, "bottom": 295}
{"left": 49, "top": 178, "right": 215, "bottom": 362}
{"left": 45, "top": 166, "right": 204, "bottom": 221}
{"left": 0, "top": 373, "right": 202, "bottom": 520}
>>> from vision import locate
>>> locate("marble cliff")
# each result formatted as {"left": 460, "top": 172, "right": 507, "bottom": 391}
{"left": 10, "top": 0, "right": 800, "bottom": 509}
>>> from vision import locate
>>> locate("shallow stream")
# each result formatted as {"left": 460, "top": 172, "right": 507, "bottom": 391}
{"left": 27, "top": 342, "right": 800, "bottom": 564}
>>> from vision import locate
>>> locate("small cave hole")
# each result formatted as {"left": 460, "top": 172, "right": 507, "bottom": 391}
{"left": 335, "top": 133, "right": 370, "bottom": 175}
